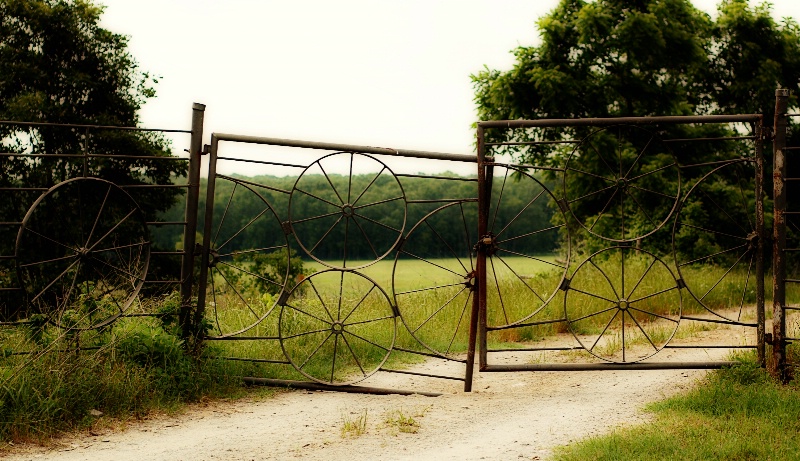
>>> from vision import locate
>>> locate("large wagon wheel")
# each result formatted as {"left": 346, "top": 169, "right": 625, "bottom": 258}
{"left": 673, "top": 160, "right": 759, "bottom": 322}
{"left": 564, "top": 246, "right": 681, "bottom": 363}
{"left": 565, "top": 126, "right": 680, "bottom": 242}
{"left": 483, "top": 165, "right": 569, "bottom": 328}
{"left": 393, "top": 201, "right": 476, "bottom": 359}
{"left": 279, "top": 269, "right": 396, "bottom": 385}
{"left": 288, "top": 152, "right": 406, "bottom": 270}
{"left": 15, "top": 178, "right": 150, "bottom": 330}
{"left": 204, "top": 178, "right": 289, "bottom": 338}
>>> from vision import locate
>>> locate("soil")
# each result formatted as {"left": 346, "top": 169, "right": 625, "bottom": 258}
{"left": 2, "top": 325, "right": 753, "bottom": 461}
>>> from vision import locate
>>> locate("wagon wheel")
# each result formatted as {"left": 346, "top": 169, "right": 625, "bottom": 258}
{"left": 15, "top": 178, "right": 149, "bottom": 330}
{"left": 279, "top": 269, "right": 396, "bottom": 385}
{"left": 673, "top": 160, "right": 759, "bottom": 322}
{"left": 393, "top": 201, "right": 476, "bottom": 359}
{"left": 288, "top": 152, "right": 406, "bottom": 270}
{"left": 565, "top": 246, "right": 681, "bottom": 363}
{"left": 565, "top": 126, "right": 680, "bottom": 242}
{"left": 204, "top": 179, "right": 289, "bottom": 338}
{"left": 483, "top": 165, "right": 570, "bottom": 328}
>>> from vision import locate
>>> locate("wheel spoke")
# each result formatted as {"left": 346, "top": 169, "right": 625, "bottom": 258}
{"left": 213, "top": 182, "right": 238, "bottom": 246}
{"left": 342, "top": 285, "right": 377, "bottom": 324}
{"left": 628, "top": 305, "right": 679, "bottom": 323}
{"left": 565, "top": 165, "right": 616, "bottom": 184}
{"left": 587, "top": 188, "right": 619, "bottom": 232}
{"left": 445, "top": 291, "right": 471, "bottom": 356}
{"left": 352, "top": 212, "right": 401, "bottom": 234}
{"left": 679, "top": 243, "right": 748, "bottom": 267}
{"left": 699, "top": 189, "right": 748, "bottom": 235}
{"left": 495, "top": 224, "right": 564, "bottom": 245}
{"left": 627, "top": 189, "right": 658, "bottom": 227}
{"left": 412, "top": 285, "right": 469, "bottom": 335}
{"left": 351, "top": 166, "right": 386, "bottom": 207}
{"left": 329, "top": 334, "right": 339, "bottom": 383}
{"left": 494, "top": 255, "right": 545, "bottom": 304}
{"left": 568, "top": 304, "right": 618, "bottom": 323}
{"left": 738, "top": 252, "right": 755, "bottom": 321}
{"left": 698, "top": 250, "right": 750, "bottom": 302}
{"left": 352, "top": 217, "right": 379, "bottom": 260}
{"left": 281, "top": 327, "right": 331, "bottom": 340}
{"left": 86, "top": 208, "right": 138, "bottom": 251}
{"left": 395, "top": 281, "right": 471, "bottom": 296}
{"left": 354, "top": 195, "right": 404, "bottom": 210}
{"left": 628, "top": 285, "right": 679, "bottom": 304}
{"left": 317, "top": 163, "right": 345, "bottom": 205}
{"left": 216, "top": 267, "right": 261, "bottom": 320}
{"left": 397, "top": 249, "right": 468, "bottom": 278}
{"left": 424, "top": 220, "right": 469, "bottom": 273}
{"left": 588, "top": 140, "right": 619, "bottom": 179}
{"left": 290, "top": 210, "right": 341, "bottom": 225}
{"left": 627, "top": 162, "right": 677, "bottom": 183}
{"left": 24, "top": 228, "right": 76, "bottom": 253}
{"left": 309, "top": 215, "right": 343, "bottom": 253}
{"left": 588, "top": 310, "right": 620, "bottom": 353}
{"left": 345, "top": 315, "right": 395, "bottom": 327}
{"left": 84, "top": 184, "right": 112, "bottom": 248}
{"left": 677, "top": 223, "right": 747, "bottom": 241}
{"left": 495, "top": 248, "right": 566, "bottom": 269}
{"left": 495, "top": 189, "right": 545, "bottom": 239}
{"left": 628, "top": 184, "right": 677, "bottom": 201}
{"left": 341, "top": 333, "right": 366, "bottom": 377}
{"left": 343, "top": 329, "right": 390, "bottom": 352}
{"left": 588, "top": 259, "right": 620, "bottom": 300}
{"left": 217, "top": 260, "right": 282, "bottom": 287}
{"left": 216, "top": 206, "right": 270, "bottom": 251}
{"left": 298, "top": 332, "right": 333, "bottom": 371}
{"left": 734, "top": 166, "right": 754, "bottom": 231}
{"left": 307, "top": 278, "right": 335, "bottom": 322}
{"left": 88, "top": 255, "right": 144, "bottom": 282}
{"left": 28, "top": 258, "right": 81, "bottom": 304}
{"left": 626, "top": 311, "right": 660, "bottom": 352}
{"left": 489, "top": 256, "right": 509, "bottom": 324}
{"left": 295, "top": 188, "right": 342, "bottom": 210}
{"left": 283, "top": 302, "right": 332, "bottom": 326}
{"left": 626, "top": 257, "right": 658, "bottom": 300}
{"left": 218, "top": 244, "right": 288, "bottom": 258}
{"left": 490, "top": 168, "right": 510, "bottom": 232}
{"left": 18, "top": 253, "right": 79, "bottom": 268}
{"left": 568, "top": 183, "right": 617, "bottom": 205}
{"left": 623, "top": 134, "right": 655, "bottom": 179}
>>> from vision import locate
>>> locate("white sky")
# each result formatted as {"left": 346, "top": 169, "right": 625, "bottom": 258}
{"left": 99, "top": 0, "right": 800, "bottom": 176}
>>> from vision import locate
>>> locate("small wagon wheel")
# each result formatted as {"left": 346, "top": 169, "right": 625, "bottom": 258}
{"left": 483, "top": 164, "right": 570, "bottom": 328}
{"left": 203, "top": 178, "right": 289, "bottom": 338}
{"left": 564, "top": 246, "right": 681, "bottom": 363}
{"left": 564, "top": 126, "right": 680, "bottom": 242}
{"left": 15, "top": 178, "right": 150, "bottom": 330}
{"left": 288, "top": 152, "right": 407, "bottom": 270}
{"left": 393, "top": 201, "right": 476, "bottom": 359}
{"left": 673, "top": 159, "right": 759, "bottom": 322}
{"left": 279, "top": 269, "right": 396, "bottom": 385}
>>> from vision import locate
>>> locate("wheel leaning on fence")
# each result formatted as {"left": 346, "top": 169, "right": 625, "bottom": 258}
{"left": 15, "top": 177, "right": 150, "bottom": 330}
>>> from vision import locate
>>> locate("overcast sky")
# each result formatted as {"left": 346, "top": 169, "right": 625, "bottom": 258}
{"left": 99, "top": 0, "right": 800, "bottom": 175}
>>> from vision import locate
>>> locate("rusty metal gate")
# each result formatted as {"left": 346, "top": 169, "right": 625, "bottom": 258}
{"left": 1, "top": 90, "right": 797, "bottom": 393}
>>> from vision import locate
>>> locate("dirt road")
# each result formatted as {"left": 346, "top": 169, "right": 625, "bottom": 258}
{"left": 5, "top": 328, "right": 747, "bottom": 461}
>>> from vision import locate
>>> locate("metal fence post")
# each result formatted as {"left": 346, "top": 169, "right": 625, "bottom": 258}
{"left": 180, "top": 103, "right": 205, "bottom": 341}
{"left": 772, "top": 88, "right": 789, "bottom": 381}
{"left": 755, "top": 117, "right": 766, "bottom": 367}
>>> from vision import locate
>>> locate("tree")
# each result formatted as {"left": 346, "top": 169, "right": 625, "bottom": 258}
{"left": 472, "top": 0, "right": 800, "bottom": 255}
{"left": 0, "top": 0, "right": 187, "bottom": 317}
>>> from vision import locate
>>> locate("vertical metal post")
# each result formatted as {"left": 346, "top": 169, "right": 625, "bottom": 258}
{"left": 193, "top": 135, "right": 219, "bottom": 336}
{"left": 464, "top": 126, "right": 486, "bottom": 392}
{"left": 772, "top": 89, "right": 789, "bottom": 381}
{"left": 180, "top": 103, "right": 205, "bottom": 341}
{"left": 754, "top": 117, "right": 765, "bottom": 367}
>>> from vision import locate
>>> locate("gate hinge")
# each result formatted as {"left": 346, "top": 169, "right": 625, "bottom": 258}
{"left": 277, "top": 291, "right": 290, "bottom": 306}
{"left": 559, "top": 277, "right": 571, "bottom": 291}
{"left": 557, "top": 199, "right": 570, "bottom": 213}
{"left": 391, "top": 304, "right": 400, "bottom": 317}
{"left": 676, "top": 278, "right": 686, "bottom": 289}
{"left": 193, "top": 242, "right": 204, "bottom": 256}
{"left": 281, "top": 221, "right": 294, "bottom": 235}
{"left": 201, "top": 144, "right": 211, "bottom": 155}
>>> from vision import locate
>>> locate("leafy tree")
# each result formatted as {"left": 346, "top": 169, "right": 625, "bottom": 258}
{"left": 0, "top": 0, "right": 187, "bottom": 316}
{"left": 472, "top": 0, "right": 800, "bottom": 256}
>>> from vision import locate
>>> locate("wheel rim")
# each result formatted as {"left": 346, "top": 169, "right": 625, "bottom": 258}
{"left": 564, "top": 126, "right": 680, "bottom": 242}
{"left": 279, "top": 269, "right": 396, "bottom": 385}
{"left": 204, "top": 178, "right": 289, "bottom": 338}
{"left": 565, "top": 246, "right": 681, "bottom": 363}
{"left": 15, "top": 178, "right": 149, "bottom": 330}
{"left": 288, "top": 152, "right": 406, "bottom": 269}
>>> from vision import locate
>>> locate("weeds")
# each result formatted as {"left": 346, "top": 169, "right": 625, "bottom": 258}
{"left": 340, "top": 409, "right": 368, "bottom": 438}
{"left": 382, "top": 406, "right": 430, "bottom": 435}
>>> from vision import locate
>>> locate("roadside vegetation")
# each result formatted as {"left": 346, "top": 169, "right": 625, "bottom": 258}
{"left": 552, "top": 347, "right": 800, "bottom": 461}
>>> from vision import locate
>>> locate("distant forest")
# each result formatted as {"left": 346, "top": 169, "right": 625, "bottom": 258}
{"left": 153, "top": 172, "right": 558, "bottom": 261}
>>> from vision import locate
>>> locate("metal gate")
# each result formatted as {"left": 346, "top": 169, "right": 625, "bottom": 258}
{"left": 2, "top": 91, "right": 797, "bottom": 393}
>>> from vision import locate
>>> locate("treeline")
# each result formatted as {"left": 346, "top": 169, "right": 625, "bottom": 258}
{"left": 153, "top": 172, "right": 558, "bottom": 261}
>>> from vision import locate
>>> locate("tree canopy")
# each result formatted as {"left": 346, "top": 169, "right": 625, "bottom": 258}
{"left": 472, "top": 0, "right": 800, "bottom": 257}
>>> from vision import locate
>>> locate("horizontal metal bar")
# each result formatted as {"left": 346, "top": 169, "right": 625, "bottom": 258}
{"left": 396, "top": 173, "right": 478, "bottom": 182}
{"left": 0, "top": 153, "right": 84, "bottom": 158}
{"left": 209, "top": 356, "right": 289, "bottom": 364}
{"left": 0, "top": 222, "right": 21, "bottom": 226}
{"left": 482, "top": 361, "right": 739, "bottom": 372}
{"left": 784, "top": 147, "right": 800, "bottom": 151}
{"left": 785, "top": 279, "right": 800, "bottom": 283}
{"left": 143, "top": 280, "right": 180, "bottom": 284}
{"left": 0, "top": 187, "right": 48, "bottom": 191}
{"left": 0, "top": 119, "right": 191, "bottom": 133}
{"left": 0, "top": 287, "right": 22, "bottom": 292}
{"left": 204, "top": 336, "right": 280, "bottom": 341}
{"left": 663, "top": 135, "right": 756, "bottom": 143}
{"left": 216, "top": 174, "right": 292, "bottom": 195}
{"left": 379, "top": 368, "right": 465, "bottom": 382}
{"left": 664, "top": 345, "right": 756, "bottom": 349}
{"left": 86, "top": 154, "right": 188, "bottom": 161}
{"left": 0, "top": 255, "right": 15, "bottom": 260}
{"left": 487, "top": 346, "right": 582, "bottom": 352}
{"left": 784, "top": 306, "right": 800, "bottom": 311}
{"left": 216, "top": 156, "right": 306, "bottom": 169}
{"left": 488, "top": 317, "right": 567, "bottom": 331}
{"left": 393, "top": 346, "right": 467, "bottom": 362}
{"left": 486, "top": 162, "right": 564, "bottom": 172}
{"left": 151, "top": 251, "right": 184, "bottom": 255}
{"left": 786, "top": 337, "right": 799, "bottom": 341}
{"left": 485, "top": 140, "right": 579, "bottom": 146}
{"left": 119, "top": 184, "right": 189, "bottom": 189}
{"left": 680, "top": 316, "right": 758, "bottom": 327}
{"left": 213, "top": 133, "right": 478, "bottom": 163}
{"left": 679, "top": 159, "right": 751, "bottom": 169}
{"left": 146, "top": 221, "right": 187, "bottom": 226}
{"left": 406, "top": 198, "right": 479, "bottom": 204}
{"left": 786, "top": 113, "right": 800, "bottom": 117}
{"left": 242, "top": 377, "right": 442, "bottom": 397}
{"left": 479, "top": 114, "right": 761, "bottom": 129}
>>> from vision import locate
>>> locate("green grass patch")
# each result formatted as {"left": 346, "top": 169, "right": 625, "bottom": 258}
{"left": 552, "top": 353, "right": 800, "bottom": 461}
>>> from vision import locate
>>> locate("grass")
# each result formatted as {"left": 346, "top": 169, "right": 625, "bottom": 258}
{"left": 340, "top": 409, "right": 368, "bottom": 438}
{"left": 551, "top": 351, "right": 800, "bottom": 461}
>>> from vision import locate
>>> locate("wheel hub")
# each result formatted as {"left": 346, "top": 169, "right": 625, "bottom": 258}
{"left": 341, "top": 204, "right": 355, "bottom": 218}
{"left": 331, "top": 321, "right": 345, "bottom": 335}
